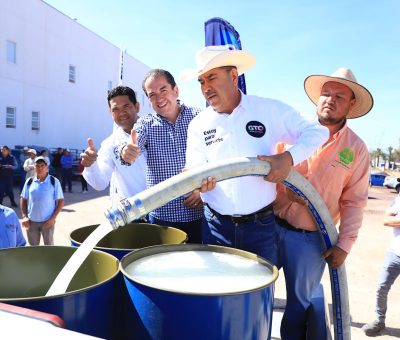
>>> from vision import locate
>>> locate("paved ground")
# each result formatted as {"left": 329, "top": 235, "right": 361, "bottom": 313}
{"left": 4, "top": 181, "right": 400, "bottom": 339}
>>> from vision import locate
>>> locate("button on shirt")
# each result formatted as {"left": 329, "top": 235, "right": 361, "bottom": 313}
{"left": 274, "top": 123, "right": 370, "bottom": 253}
{"left": 135, "top": 104, "right": 203, "bottom": 222}
{"left": 21, "top": 175, "right": 64, "bottom": 222}
{"left": 0, "top": 205, "right": 26, "bottom": 248}
{"left": 83, "top": 126, "right": 147, "bottom": 203}
{"left": 186, "top": 93, "right": 329, "bottom": 215}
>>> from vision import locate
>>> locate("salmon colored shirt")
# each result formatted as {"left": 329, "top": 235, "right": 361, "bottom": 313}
{"left": 274, "top": 123, "right": 370, "bottom": 254}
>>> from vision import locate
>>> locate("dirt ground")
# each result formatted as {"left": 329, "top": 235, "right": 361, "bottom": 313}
{"left": 5, "top": 182, "right": 400, "bottom": 339}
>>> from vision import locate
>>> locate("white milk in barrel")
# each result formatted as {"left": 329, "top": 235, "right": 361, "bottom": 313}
{"left": 125, "top": 250, "right": 273, "bottom": 294}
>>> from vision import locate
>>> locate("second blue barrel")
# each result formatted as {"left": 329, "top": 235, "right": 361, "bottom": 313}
{"left": 70, "top": 222, "right": 187, "bottom": 259}
{"left": 121, "top": 244, "right": 278, "bottom": 340}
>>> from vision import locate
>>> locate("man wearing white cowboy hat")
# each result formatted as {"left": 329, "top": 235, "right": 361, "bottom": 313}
{"left": 274, "top": 67, "right": 373, "bottom": 339}
{"left": 183, "top": 45, "right": 328, "bottom": 266}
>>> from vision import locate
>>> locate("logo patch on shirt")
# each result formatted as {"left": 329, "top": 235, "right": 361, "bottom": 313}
{"left": 246, "top": 121, "right": 265, "bottom": 138}
{"left": 339, "top": 148, "right": 355, "bottom": 165}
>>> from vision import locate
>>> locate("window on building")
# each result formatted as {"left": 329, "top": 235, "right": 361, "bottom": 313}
{"left": 6, "top": 40, "right": 16, "bottom": 64}
{"left": 108, "top": 80, "right": 113, "bottom": 91}
{"left": 32, "top": 111, "right": 40, "bottom": 130}
{"left": 6, "top": 107, "right": 16, "bottom": 128}
{"left": 69, "top": 65, "right": 76, "bottom": 83}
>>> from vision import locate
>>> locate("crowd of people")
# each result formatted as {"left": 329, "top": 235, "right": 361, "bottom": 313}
{"left": 1, "top": 44, "right": 396, "bottom": 337}
{"left": 0, "top": 146, "right": 86, "bottom": 246}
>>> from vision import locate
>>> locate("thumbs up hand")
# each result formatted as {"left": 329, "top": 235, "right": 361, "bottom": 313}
{"left": 80, "top": 138, "right": 98, "bottom": 167}
{"left": 121, "top": 128, "right": 141, "bottom": 164}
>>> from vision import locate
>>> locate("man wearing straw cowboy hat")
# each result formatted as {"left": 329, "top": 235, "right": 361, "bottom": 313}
{"left": 181, "top": 45, "right": 328, "bottom": 266}
{"left": 274, "top": 68, "right": 373, "bottom": 339}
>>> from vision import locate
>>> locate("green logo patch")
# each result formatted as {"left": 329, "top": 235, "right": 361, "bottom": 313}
{"left": 339, "top": 148, "right": 354, "bottom": 165}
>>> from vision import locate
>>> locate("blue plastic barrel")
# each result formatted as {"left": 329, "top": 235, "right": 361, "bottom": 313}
{"left": 121, "top": 244, "right": 278, "bottom": 340}
{"left": 70, "top": 222, "right": 187, "bottom": 260}
{"left": 0, "top": 246, "right": 119, "bottom": 339}
{"left": 70, "top": 223, "right": 188, "bottom": 339}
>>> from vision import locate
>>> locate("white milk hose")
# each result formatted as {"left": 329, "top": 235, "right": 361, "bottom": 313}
{"left": 105, "top": 157, "right": 350, "bottom": 340}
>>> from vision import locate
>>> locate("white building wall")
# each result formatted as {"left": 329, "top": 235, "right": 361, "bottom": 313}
{"left": 0, "top": 0, "right": 152, "bottom": 151}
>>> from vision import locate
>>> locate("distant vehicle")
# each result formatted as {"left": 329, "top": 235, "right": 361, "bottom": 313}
{"left": 369, "top": 173, "right": 387, "bottom": 187}
{"left": 383, "top": 176, "right": 400, "bottom": 193}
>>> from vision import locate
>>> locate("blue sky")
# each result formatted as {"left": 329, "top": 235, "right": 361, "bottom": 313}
{"left": 45, "top": 0, "right": 400, "bottom": 152}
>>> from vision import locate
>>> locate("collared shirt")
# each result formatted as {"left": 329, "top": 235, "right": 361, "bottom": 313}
{"left": 83, "top": 126, "right": 147, "bottom": 204}
{"left": 21, "top": 174, "right": 64, "bottom": 222}
{"left": 0, "top": 205, "right": 26, "bottom": 248}
{"left": 274, "top": 123, "right": 370, "bottom": 253}
{"left": 186, "top": 92, "right": 328, "bottom": 215}
{"left": 135, "top": 103, "right": 203, "bottom": 222}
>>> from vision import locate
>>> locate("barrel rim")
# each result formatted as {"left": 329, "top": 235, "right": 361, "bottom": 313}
{"left": 69, "top": 223, "right": 188, "bottom": 252}
{"left": 0, "top": 245, "right": 120, "bottom": 301}
{"left": 120, "top": 243, "right": 279, "bottom": 296}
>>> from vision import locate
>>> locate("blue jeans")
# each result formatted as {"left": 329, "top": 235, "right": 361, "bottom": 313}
{"left": 375, "top": 250, "right": 400, "bottom": 322}
{"left": 148, "top": 214, "right": 203, "bottom": 244}
{"left": 203, "top": 205, "right": 278, "bottom": 265}
{"left": 276, "top": 222, "right": 326, "bottom": 340}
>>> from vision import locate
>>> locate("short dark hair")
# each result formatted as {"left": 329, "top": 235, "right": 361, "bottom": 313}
{"left": 107, "top": 86, "right": 137, "bottom": 107}
{"left": 142, "top": 69, "right": 176, "bottom": 97}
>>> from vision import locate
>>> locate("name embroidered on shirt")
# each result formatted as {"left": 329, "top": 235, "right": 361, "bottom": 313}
{"left": 203, "top": 128, "right": 223, "bottom": 146}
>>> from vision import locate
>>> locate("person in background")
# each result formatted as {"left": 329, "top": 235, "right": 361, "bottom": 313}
{"left": 78, "top": 160, "right": 88, "bottom": 194}
{"left": 23, "top": 149, "right": 37, "bottom": 180}
{"left": 274, "top": 68, "right": 373, "bottom": 339}
{"left": 362, "top": 192, "right": 400, "bottom": 336}
{"left": 61, "top": 149, "right": 74, "bottom": 193}
{"left": 20, "top": 156, "right": 64, "bottom": 245}
{"left": 19, "top": 146, "right": 30, "bottom": 190}
{"left": 0, "top": 146, "right": 19, "bottom": 207}
{"left": 121, "top": 69, "right": 204, "bottom": 243}
{"left": 81, "top": 86, "right": 147, "bottom": 206}
{"left": 39, "top": 150, "right": 50, "bottom": 166}
{"left": 19, "top": 146, "right": 30, "bottom": 165}
{"left": 51, "top": 147, "right": 63, "bottom": 181}
{"left": 0, "top": 204, "right": 26, "bottom": 249}
{"left": 182, "top": 45, "right": 328, "bottom": 263}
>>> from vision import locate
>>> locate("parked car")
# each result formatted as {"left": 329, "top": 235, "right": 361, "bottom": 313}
{"left": 383, "top": 176, "right": 400, "bottom": 193}
{"left": 369, "top": 173, "right": 387, "bottom": 187}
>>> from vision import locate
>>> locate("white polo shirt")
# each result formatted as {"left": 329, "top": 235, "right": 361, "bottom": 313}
{"left": 186, "top": 93, "right": 328, "bottom": 215}
{"left": 83, "top": 127, "right": 147, "bottom": 203}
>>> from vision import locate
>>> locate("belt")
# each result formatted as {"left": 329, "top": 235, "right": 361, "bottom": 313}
{"left": 275, "top": 216, "right": 313, "bottom": 234}
{"left": 206, "top": 203, "right": 274, "bottom": 225}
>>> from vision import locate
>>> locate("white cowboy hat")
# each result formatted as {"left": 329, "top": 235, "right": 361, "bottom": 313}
{"left": 180, "top": 45, "right": 256, "bottom": 81}
{"left": 304, "top": 67, "right": 374, "bottom": 119}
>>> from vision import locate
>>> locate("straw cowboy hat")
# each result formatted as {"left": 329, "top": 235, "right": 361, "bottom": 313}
{"left": 180, "top": 45, "right": 256, "bottom": 81}
{"left": 304, "top": 67, "right": 374, "bottom": 119}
